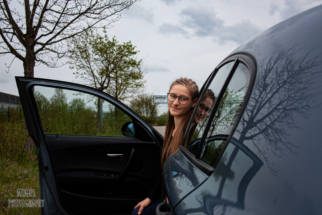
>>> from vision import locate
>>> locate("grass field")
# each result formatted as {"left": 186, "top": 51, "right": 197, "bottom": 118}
{"left": 0, "top": 153, "right": 41, "bottom": 215}
{"left": 0, "top": 106, "right": 167, "bottom": 214}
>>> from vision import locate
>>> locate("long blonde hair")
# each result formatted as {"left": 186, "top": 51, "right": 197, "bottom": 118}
{"left": 161, "top": 78, "right": 199, "bottom": 167}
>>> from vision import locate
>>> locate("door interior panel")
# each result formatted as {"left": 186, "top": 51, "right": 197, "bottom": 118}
{"left": 45, "top": 135, "right": 161, "bottom": 214}
{"left": 16, "top": 77, "right": 164, "bottom": 214}
{"left": 60, "top": 191, "right": 137, "bottom": 215}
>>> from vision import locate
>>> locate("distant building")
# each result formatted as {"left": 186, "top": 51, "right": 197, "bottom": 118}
{"left": 0, "top": 92, "right": 21, "bottom": 109}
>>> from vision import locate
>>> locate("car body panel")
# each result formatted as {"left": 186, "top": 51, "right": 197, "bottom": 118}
{"left": 163, "top": 4, "right": 322, "bottom": 215}
{"left": 163, "top": 146, "right": 209, "bottom": 206}
{"left": 174, "top": 137, "right": 263, "bottom": 214}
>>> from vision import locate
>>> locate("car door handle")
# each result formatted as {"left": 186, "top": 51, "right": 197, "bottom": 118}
{"left": 105, "top": 149, "right": 135, "bottom": 193}
{"left": 106, "top": 153, "right": 124, "bottom": 158}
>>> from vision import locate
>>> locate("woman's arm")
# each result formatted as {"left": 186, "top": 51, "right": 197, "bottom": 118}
{"left": 133, "top": 197, "right": 152, "bottom": 215}
{"left": 133, "top": 175, "right": 162, "bottom": 214}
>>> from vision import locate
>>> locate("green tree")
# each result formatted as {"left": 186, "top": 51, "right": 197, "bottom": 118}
{"left": 68, "top": 29, "right": 145, "bottom": 123}
{"left": 207, "top": 88, "right": 245, "bottom": 136}
{"left": 130, "top": 94, "right": 159, "bottom": 124}
{"left": 0, "top": 0, "right": 137, "bottom": 77}
{"left": 157, "top": 112, "right": 168, "bottom": 126}
{"left": 33, "top": 89, "right": 129, "bottom": 137}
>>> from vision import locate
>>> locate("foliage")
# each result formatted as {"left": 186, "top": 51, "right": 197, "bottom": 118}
{"left": 68, "top": 29, "right": 145, "bottom": 123}
{"left": 0, "top": 0, "right": 137, "bottom": 77}
{"left": 0, "top": 155, "right": 40, "bottom": 215}
{"left": 207, "top": 88, "right": 244, "bottom": 136}
{"left": 34, "top": 89, "right": 129, "bottom": 136}
{"left": 202, "top": 140, "right": 226, "bottom": 166}
{"left": 0, "top": 106, "right": 29, "bottom": 162}
{"left": 192, "top": 88, "right": 245, "bottom": 139}
{"left": 156, "top": 112, "right": 168, "bottom": 126}
{"left": 129, "top": 94, "right": 159, "bottom": 124}
{"left": 0, "top": 107, "right": 40, "bottom": 214}
{"left": 68, "top": 29, "right": 145, "bottom": 100}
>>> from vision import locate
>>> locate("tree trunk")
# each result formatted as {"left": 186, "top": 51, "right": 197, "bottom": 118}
{"left": 114, "top": 74, "right": 118, "bottom": 123}
{"left": 97, "top": 98, "right": 102, "bottom": 131}
{"left": 114, "top": 96, "right": 118, "bottom": 124}
{"left": 23, "top": 48, "right": 35, "bottom": 77}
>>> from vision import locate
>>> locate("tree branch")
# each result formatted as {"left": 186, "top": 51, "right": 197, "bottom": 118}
{"left": 34, "top": 0, "right": 50, "bottom": 36}
{"left": 0, "top": 28, "right": 24, "bottom": 60}
{"left": 34, "top": 0, "right": 68, "bottom": 43}
{"left": 31, "top": 0, "right": 40, "bottom": 26}
{"left": 2, "top": 0, "right": 26, "bottom": 45}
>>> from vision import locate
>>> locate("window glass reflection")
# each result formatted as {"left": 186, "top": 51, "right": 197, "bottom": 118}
{"left": 187, "top": 62, "right": 234, "bottom": 152}
{"left": 202, "top": 63, "right": 250, "bottom": 166}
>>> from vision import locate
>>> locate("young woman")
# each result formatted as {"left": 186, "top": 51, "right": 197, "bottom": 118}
{"left": 194, "top": 89, "right": 215, "bottom": 124}
{"left": 132, "top": 78, "right": 199, "bottom": 215}
{"left": 181, "top": 89, "right": 216, "bottom": 149}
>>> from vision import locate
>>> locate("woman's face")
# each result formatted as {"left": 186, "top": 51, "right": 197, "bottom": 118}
{"left": 168, "top": 84, "right": 197, "bottom": 118}
{"left": 194, "top": 97, "right": 213, "bottom": 124}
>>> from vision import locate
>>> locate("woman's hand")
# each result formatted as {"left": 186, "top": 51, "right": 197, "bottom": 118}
{"left": 134, "top": 197, "right": 152, "bottom": 215}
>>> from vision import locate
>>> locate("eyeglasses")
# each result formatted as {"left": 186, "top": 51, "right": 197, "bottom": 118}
{"left": 167, "top": 93, "right": 190, "bottom": 105}
{"left": 198, "top": 103, "right": 211, "bottom": 113}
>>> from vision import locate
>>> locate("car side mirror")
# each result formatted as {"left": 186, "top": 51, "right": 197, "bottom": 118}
{"left": 121, "top": 122, "right": 135, "bottom": 137}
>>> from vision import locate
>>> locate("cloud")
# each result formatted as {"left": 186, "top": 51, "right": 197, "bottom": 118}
{"left": 158, "top": 23, "right": 188, "bottom": 37}
{"left": 281, "top": 0, "right": 305, "bottom": 19}
{"left": 160, "top": 6, "right": 261, "bottom": 44}
{"left": 144, "top": 65, "right": 170, "bottom": 73}
{"left": 269, "top": 2, "right": 280, "bottom": 15}
{"left": 161, "top": 0, "right": 181, "bottom": 5}
{"left": 180, "top": 7, "right": 225, "bottom": 37}
{"left": 123, "top": 3, "right": 154, "bottom": 23}
{"left": 270, "top": 0, "right": 322, "bottom": 19}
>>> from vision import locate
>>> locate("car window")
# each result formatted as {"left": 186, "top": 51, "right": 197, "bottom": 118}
{"left": 33, "top": 86, "right": 132, "bottom": 136}
{"left": 201, "top": 63, "right": 250, "bottom": 166}
{"left": 186, "top": 61, "right": 234, "bottom": 152}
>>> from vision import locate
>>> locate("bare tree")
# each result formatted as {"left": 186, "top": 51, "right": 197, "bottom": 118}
{"left": 236, "top": 47, "right": 322, "bottom": 173}
{"left": 0, "top": 0, "right": 137, "bottom": 77}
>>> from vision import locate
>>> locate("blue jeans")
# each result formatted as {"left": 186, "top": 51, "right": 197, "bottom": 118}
{"left": 132, "top": 200, "right": 162, "bottom": 215}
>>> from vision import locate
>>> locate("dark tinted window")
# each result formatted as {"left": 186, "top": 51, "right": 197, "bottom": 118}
{"left": 201, "top": 63, "right": 250, "bottom": 165}
{"left": 186, "top": 62, "right": 234, "bottom": 153}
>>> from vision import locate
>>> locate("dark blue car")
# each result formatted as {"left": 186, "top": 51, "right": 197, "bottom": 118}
{"left": 16, "top": 5, "right": 322, "bottom": 215}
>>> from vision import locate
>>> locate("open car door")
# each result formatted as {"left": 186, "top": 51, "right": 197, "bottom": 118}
{"left": 16, "top": 77, "right": 163, "bottom": 215}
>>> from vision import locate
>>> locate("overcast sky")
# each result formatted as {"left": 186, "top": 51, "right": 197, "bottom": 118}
{"left": 1, "top": 0, "right": 322, "bottom": 114}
